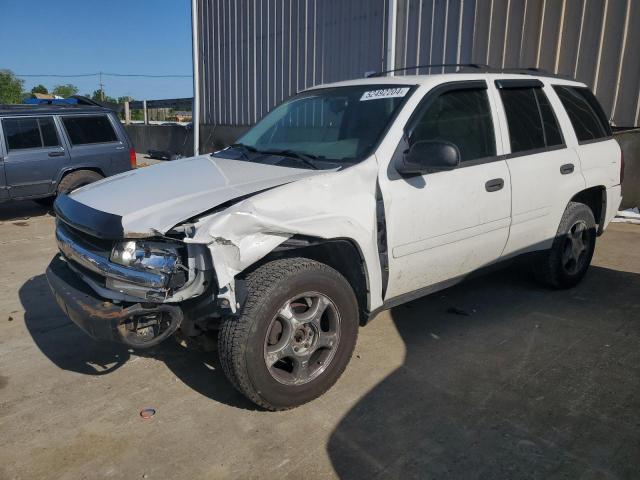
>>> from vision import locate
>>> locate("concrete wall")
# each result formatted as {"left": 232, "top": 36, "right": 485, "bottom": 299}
{"left": 125, "top": 125, "right": 194, "bottom": 157}
{"left": 615, "top": 128, "right": 640, "bottom": 209}
{"left": 124, "top": 124, "right": 249, "bottom": 157}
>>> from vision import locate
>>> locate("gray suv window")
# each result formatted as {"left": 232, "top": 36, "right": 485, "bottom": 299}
{"left": 62, "top": 115, "right": 118, "bottom": 145}
{"left": 2, "top": 117, "right": 60, "bottom": 150}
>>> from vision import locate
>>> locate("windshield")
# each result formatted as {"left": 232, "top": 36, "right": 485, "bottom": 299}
{"left": 223, "top": 84, "right": 413, "bottom": 167}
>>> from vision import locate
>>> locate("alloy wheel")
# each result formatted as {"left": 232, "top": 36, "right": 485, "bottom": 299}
{"left": 264, "top": 292, "right": 341, "bottom": 386}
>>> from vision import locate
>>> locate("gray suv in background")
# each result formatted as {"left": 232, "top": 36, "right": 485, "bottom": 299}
{"left": 0, "top": 105, "right": 135, "bottom": 204}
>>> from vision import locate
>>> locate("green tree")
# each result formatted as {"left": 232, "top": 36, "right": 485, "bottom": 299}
{"left": 90, "top": 89, "right": 117, "bottom": 103}
{"left": 31, "top": 84, "right": 48, "bottom": 94}
{"left": 0, "top": 69, "right": 25, "bottom": 103}
{"left": 52, "top": 83, "right": 79, "bottom": 98}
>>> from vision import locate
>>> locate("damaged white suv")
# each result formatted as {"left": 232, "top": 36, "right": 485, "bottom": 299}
{"left": 47, "top": 70, "right": 623, "bottom": 410}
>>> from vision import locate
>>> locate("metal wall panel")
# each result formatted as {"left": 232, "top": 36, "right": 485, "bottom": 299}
{"left": 197, "top": 0, "right": 387, "bottom": 126}
{"left": 198, "top": 0, "right": 639, "bottom": 127}
{"left": 393, "top": 0, "right": 640, "bottom": 126}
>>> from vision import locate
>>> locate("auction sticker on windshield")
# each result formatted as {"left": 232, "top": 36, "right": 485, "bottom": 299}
{"left": 360, "top": 87, "right": 410, "bottom": 101}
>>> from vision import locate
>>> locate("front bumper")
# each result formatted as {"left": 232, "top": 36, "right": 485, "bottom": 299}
{"left": 46, "top": 255, "right": 183, "bottom": 348}
{"left": 55, "top": 222, "right": 169, "bottom": 292}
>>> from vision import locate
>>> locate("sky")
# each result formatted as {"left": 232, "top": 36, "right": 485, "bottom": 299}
{"left": 0, "top": 0, "right": 193, "bottom": 100}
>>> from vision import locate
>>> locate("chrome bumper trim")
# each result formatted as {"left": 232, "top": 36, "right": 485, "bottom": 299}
{"left": 55, "top": 227, "right": 167, "bottom": 289}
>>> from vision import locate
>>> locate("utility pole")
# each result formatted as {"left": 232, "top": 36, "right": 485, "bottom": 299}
{"left": 99, "top": 71, "right": 105, "bottom": 101}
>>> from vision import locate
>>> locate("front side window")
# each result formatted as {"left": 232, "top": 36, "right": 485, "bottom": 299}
{"left": 499, "top": 87, "right": 564, "bottom": 153}
{"left": 408, "top": 87, "right": 496, "bottom": 162}
{"left": 553, "top": 86, "right": 611, "bottom": 142}
{"left": 2, "top": 117, "right": 60, "bottom": 150}
{"left": 62, "top": 115, "right": 118, "bottom": 145}
{"left": 231, "top": 84, "right": 413, "bottom": 165}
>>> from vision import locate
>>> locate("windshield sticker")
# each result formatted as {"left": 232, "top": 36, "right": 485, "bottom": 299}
{"left": 360, "top": 87, "right": 410, "bottom": 101}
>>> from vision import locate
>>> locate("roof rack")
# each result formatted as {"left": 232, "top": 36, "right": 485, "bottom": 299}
{"left": 367, "top": 63, "right": 489, "bottom": 77}
{"left": 366, "top": 64, "right": 574, "bottom": 81}
{"left": 0, "top": 103, "right": 104, "bottom": 110}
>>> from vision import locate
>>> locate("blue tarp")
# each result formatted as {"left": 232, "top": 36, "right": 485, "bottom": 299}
{"left": 23, "top": 97, "right": 78, "bottom": 105}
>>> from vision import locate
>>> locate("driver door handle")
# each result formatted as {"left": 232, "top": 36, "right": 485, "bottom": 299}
{"left": 485, "top": 178, "right": 504, "bottom": 192}
{"left": 48, "top": 151, "right": 65, "bottom": 157}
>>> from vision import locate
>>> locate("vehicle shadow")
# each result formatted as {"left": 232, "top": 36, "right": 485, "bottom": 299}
{"left": 19, "top": 274, "right": 255, "bottom": 409}
{"left": 20, "top": 274, "right": 130, "bottom": 376}
{"left": 0, "top": 200, "right": 53, "bottom": 222}
{"left": 327, "top": 265, "right": 640, "bottom": 479}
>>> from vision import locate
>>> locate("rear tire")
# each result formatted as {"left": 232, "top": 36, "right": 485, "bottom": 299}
{"left": 57, "top": 170, "right": 103, "bottom": 195}
{"left": 533, "top": 202, "right": 596, "bottom": 289}
{"left": 218, "top": 258, "right": 359, "bottom": 411}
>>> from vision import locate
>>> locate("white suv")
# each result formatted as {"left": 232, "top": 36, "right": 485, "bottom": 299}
{"left": 47, "top": 70, "right": 623, "bottom": 410}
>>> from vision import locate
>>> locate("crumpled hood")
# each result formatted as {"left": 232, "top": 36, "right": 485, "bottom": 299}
{"left": 67, "top": 155, "right": 324, "bottom": 236}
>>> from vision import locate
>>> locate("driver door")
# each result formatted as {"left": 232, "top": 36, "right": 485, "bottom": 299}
{"left": 380, "top": 80, "right": 512, "bottom": 301}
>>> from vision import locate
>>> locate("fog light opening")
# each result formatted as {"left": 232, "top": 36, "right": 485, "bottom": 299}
{"left": 116, "top": 306, "right": 182, "bottom": 348}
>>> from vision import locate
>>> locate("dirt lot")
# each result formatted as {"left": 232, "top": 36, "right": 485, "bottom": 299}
{"left": 1, "top": 200, "right": 639, "bottom": 480}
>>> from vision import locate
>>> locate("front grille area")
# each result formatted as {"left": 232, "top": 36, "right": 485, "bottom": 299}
{"left": 56, "top": 219, "right": 114, "bottom": 258}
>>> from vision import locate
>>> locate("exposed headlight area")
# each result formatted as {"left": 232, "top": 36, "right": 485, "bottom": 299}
{"left": 111, "top": 240, "right": 182, "bottom": 274}
{"left": 107, "top": 239, "right": 188, "bottom": 299}
{"left": 55, "top": 219, "right": 198, "bottom": 303}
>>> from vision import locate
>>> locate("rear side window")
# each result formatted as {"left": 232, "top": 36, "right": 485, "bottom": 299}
{"left": 553, "top": 86, "right": 611, "bottom": 142}
{"left": 409, "top": 88, "right": 496, "bottom": 162}
{"left": 62, "top": 115, "right": 118, "bottom": 145}
{"left": 2, "top": 117, "right": 60, "bottom": 150}
{"left": 499, "top": 87, "right": 563, "bottom": 153}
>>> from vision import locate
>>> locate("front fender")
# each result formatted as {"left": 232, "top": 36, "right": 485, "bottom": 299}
{"left": 186, "top": 160, "right": 383, "bottom": 312}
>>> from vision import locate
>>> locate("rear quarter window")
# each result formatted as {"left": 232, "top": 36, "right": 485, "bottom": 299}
{"left": 62, "top": 115, "right": 118, "bottom": 145}
{"left": 552, "top": 86, "right": 611, "bottom": 143}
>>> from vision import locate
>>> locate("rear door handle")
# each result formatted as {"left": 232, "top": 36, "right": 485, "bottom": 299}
{"left": 485, "top": 178, "right": 504, "bottom": 192}
{"left": 48, "top": 151, "right": 65, "bottom": 157}
{"left": 560, "top": 163, "right": 575, "bottom": 174}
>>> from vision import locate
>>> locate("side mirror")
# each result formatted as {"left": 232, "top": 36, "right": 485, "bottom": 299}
{"left": 396, "top": 140, "right": 460, "bottom": 176}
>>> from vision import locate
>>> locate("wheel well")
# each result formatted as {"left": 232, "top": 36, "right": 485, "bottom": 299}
{"left": 58, "top": 167, "right": 105, "bottom": 183}
{"left": 248, "top": 237, "right": 370, "bottom": 325}
{"left": 570, "top": 186, "right": 606, "bottom": 235}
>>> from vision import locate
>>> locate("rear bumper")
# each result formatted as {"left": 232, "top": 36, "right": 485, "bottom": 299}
{"left": 46, "top": 255, "right": 182, "bottom": 348}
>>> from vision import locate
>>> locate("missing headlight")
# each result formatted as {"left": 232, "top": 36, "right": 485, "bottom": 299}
{"left": 111, "top": 240, "right": 183, "bottom": 275}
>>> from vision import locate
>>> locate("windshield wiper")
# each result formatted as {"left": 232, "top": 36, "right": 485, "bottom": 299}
{"left": 260, "top": 149, "right": 321, "bottom": 170}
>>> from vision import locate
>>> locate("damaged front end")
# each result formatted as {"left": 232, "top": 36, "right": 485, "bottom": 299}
{"left": 47, "top": 155, "right": 384, "bottom": 349}
{"left": 47, "top": 195, "right": 216, "bottom": 348}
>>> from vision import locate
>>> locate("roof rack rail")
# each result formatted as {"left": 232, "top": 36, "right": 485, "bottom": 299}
{"left": 366, "top": 64, "right": 575, "bottom": 81}
{"left": 366, "top": 63, "right": 490, "bottom": 77}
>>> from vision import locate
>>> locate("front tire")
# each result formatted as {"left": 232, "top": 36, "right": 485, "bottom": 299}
{"left": 218, "top": 258, "right": 359, "bottom": 411}
{"left": 533, "top": 201, "right": 597, "bottom": 289}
